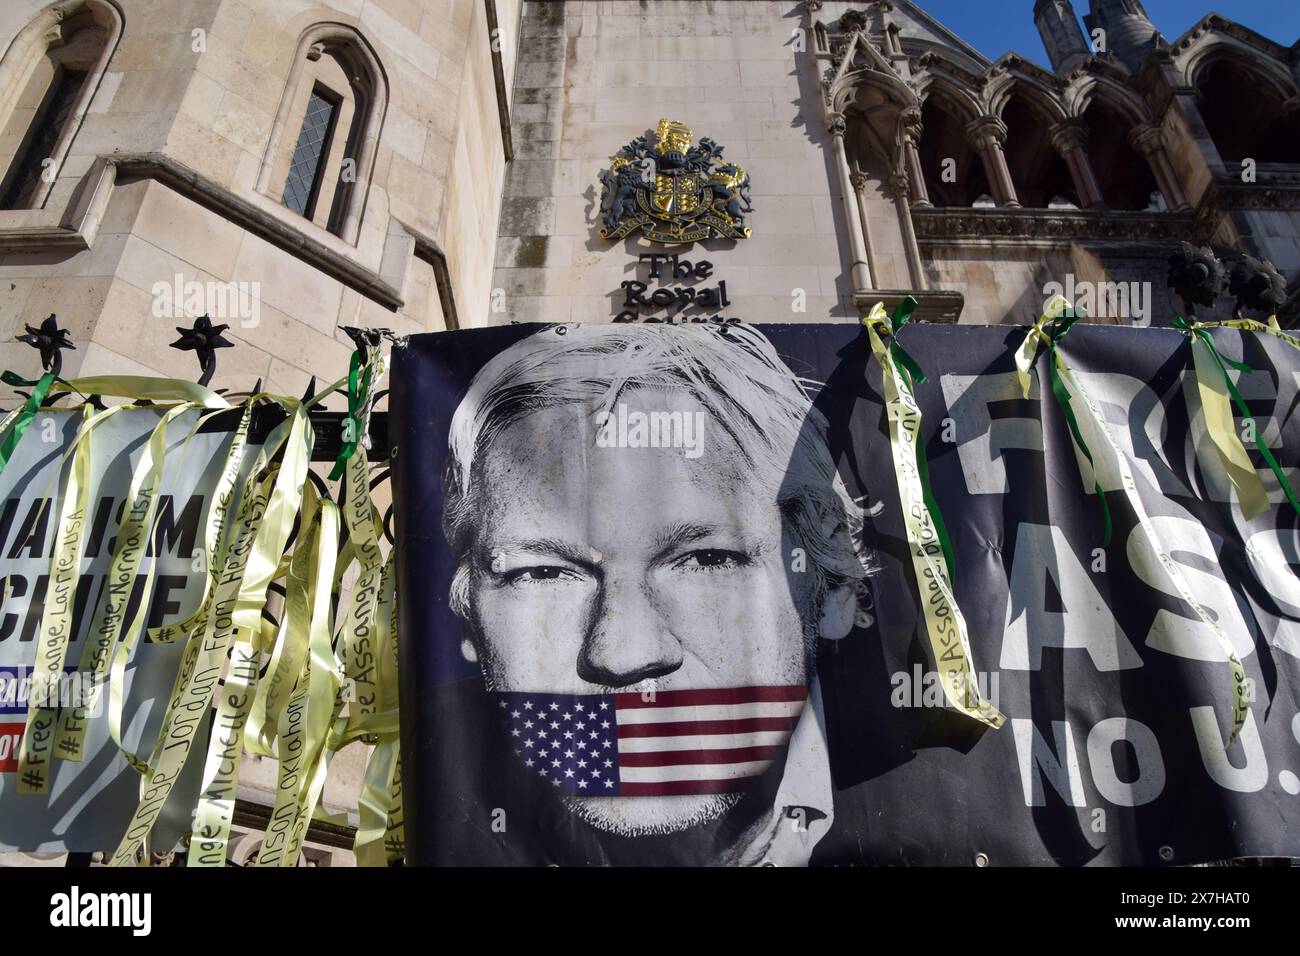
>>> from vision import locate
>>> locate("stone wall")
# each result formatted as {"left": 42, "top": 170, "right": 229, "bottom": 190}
{"left": 492, "top": 0, "right": 853, "bottom": 327}
{"left": 492, "top": 0, "right": 1300, "bottom": 331}
{"left": 0, "top": 0, "right": 519, "bottom": 388}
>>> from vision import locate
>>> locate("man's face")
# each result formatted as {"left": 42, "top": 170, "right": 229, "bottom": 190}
{"left": 465, "top": 389, "right": 813, "bottom": 835}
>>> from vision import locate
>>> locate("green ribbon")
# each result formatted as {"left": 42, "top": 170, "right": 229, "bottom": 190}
{"left": 1171, "top": 314, "right": 1300, "bottom": 518}
{"left": 329, "top": 350, "right": 374, "bottom": 481}
{"left": 0, "top": 371, "right": 57, "bottom": 474}
{"left": 1017, "top": 302, "right": 1113, "bottom": 548}
{"left": 879, "top": 296, "right": 927, "bottom": 387}
{"left": 867, "top": 296, "right": 957, "bottom": 584}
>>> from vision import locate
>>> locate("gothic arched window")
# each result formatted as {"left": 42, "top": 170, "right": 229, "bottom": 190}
{"left": 257, "top": 24, "right": 387, "bottom": 243}
{"left": 1000, "top": 91, "right": 1078, "bottom": 209}
{"left": 1080, "top": 94, "right": 1159, "bottom": 211}
{"left": 0, "top": 0, "right": 121, "bottom": 210}
{"left": 917, "top": 94, "right": 990, "bottom": 208}
{"left": 1193, "top": 53, "right": 1300, "bottom": 166}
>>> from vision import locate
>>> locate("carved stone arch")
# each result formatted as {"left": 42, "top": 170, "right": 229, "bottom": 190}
{"left": 987, "top": 74, "right": 1068, "bottom": 126}
{"left": 256, "top": 21, "right": 389, "bottom": 245}
{"left": 0, "top": 0, "right": 123, "bottom": 210}
{"left": 1182, "top": 36, "right": 1296, "bottom": 103}
{"left": 827, "top": 25, "right": 919, "bottom": 110}
{"left": 911, "top": 73, "right": 995, "bottom": 208}
{"left": 991, "top": 76, "right": 1078, "bottom": 209}
{"left": 1068, "top": 75, "right": 1162, "bottom": 210}
{"left": 832, "top": 68, "right": 916, "bottom": 116}
{"left": 914, "top": 70, "right": 984, "bottom": 127}
{"left": 902, "top": 38, "right": 988, "bottom": 80}
{"left": 839, "top": 70, "right": 915, "bottom": 176}
{"left": 1067, "top": 74, "right": 1152, "bottom": 127}
{"left": 1181, "top": 37, "right": 1300, "bottom": 165}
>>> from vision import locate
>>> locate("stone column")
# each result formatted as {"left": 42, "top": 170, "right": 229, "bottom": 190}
{"left": 1149, "top": 47, "right": 1226, "bottom": 196}
{"left": 888, "top": 168, "right": 929, "bottom": 292}
{"left": 965, "top": 115, "right": 1021, "bottom": 208}
{"left": 899, "top": 106, "right": 931, "bottom": 207}
{"left": 850, "top": 168, "right": 880, "bottom": 288}
{"left": 1128, "top": 124, "right": 1190, "bottom": 211}
{"left": 1049, "top": 119, "right": 1105, "bottom": 208}
{"left": 828, "top": 111, "right": 874, "bottom": 291}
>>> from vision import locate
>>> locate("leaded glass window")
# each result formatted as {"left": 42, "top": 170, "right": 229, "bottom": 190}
{"left": 281, "top": 87, "right": 340, "bottom": 218}
{"left": 1, "top": 68, "right": 87, "bottom": 210}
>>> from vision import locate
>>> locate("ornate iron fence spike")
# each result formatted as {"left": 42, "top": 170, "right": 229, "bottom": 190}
{"left": 169, "top": 314, "right": 233, "bottom": 387}
{"left": 15, "top": 313, "right": 74, "bottom": 380}
{"left": 341, "top": 325, "right": 385, "bottom": 352}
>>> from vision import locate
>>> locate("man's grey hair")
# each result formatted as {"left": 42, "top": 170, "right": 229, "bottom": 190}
{"left": 442, "top": 323, "right": 873, "bottom": 624}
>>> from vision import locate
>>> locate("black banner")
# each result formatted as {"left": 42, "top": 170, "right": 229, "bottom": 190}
{"left": 391, "top": 322, "right": 1300, "bottom": 865}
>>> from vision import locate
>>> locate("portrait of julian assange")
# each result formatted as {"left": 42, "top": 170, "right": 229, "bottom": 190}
{"left": 434, "top": 323, "right": 879, "bottom": 866}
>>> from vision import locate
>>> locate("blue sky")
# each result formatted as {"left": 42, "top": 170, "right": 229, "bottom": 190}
{"left": 915, "top": 0, "right": 1300, "bottom": 67}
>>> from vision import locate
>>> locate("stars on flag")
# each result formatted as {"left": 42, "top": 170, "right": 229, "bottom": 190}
{"left": 500, "top": 691, "right": 622, "bottom": 795}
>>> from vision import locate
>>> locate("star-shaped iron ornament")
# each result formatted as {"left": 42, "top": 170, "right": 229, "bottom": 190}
{"left": 16, "top": 314, "right": 75, "bottom": 375}
{"left": 170, "top": 315, "right": 233, "bottom": 386}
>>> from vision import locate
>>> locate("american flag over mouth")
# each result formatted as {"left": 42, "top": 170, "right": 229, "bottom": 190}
{"left": 496, "top": 686, "right": 806, "bottom": 796}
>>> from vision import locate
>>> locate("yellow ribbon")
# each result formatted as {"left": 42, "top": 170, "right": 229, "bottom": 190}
{"left": 354, "top": 551, "right": 399, "bottom": 866}
{"left": 1013, "top": 295, "right": 1069, "bottom": 400}
{"left": 864, "top": 302, "right": 1004, "bottom": 729}
{"left": 1175, "top": 317, "right": 1300, "bottom": 520}
{"left": 385, "top": 754, "right": 405, "bottom": 864}
{"left": 1190, "top": 333, "right": 1269, "bottom": 518}
{"left": 16, "top": 403, "right": 125, "bottom": 793}
{"left": 1015, "top": 298, "right": 1113, "bottom": 546}
{"left": 185, "top": 403, "right": 314, "bottom": 866}
{"left": 254, "top": 495, "right": 338, "bottom": 866}
{"left": 52, "top": 375, "right": 228, "bottom": 409}
{"left": 1202, "top": 316, "right": 1300, "bottom": 351}
{"left": 281, "top": 496, "right": 347, "bottom": 866}
{"left": 109, "top": 401, "right": 313, "bottom": 866}
{"left": 54, "top": 403, "right": 199, "bottom": 763}
{"left": 339, "top": 446, "right": 385, "bottom": 742}
{"left": 244, "top": 486, "right": 321, "bottom": 760}
{"left": 1053, "top": 351, "right": 1251, "bottom": 745}
{"left": 109, "top": 404, "right": 254, "bottom": 772}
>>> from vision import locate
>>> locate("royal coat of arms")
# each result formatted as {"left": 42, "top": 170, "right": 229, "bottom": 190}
{"left": 598, "top": 119, "right": 753, "bottom": 243}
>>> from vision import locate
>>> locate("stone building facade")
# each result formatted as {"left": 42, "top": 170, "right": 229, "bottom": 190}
{"left": 0, "top": 0, "right": 522, "bottom": 389}
{"left": 493, "top": 0, "right": 1300, "bottom": 328}
{"left": 1, "top": 0, "right": 1299, "bottom": 863}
